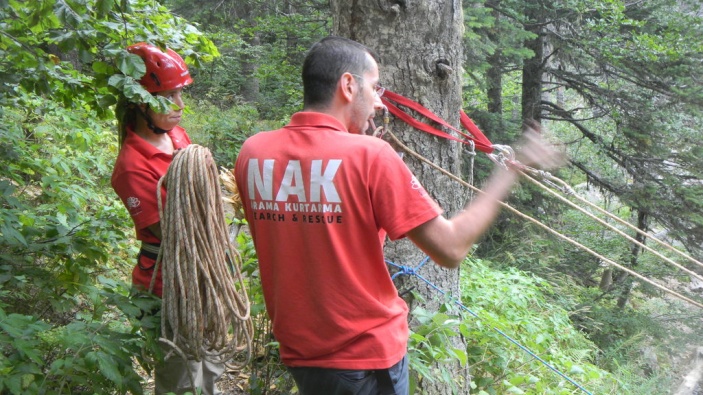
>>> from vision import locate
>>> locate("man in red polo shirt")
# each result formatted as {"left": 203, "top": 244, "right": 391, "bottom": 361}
{"left": 234, "top": 36, "right": 562, "bottom": 395}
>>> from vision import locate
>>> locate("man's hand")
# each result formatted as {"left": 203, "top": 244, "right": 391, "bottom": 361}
{"left": 514, "top": 119, "right": 566, "bottom": 170}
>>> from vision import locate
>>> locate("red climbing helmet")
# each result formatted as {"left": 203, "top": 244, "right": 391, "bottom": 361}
{"left": 126, "top": 42, "right": 193, "bottom": 93}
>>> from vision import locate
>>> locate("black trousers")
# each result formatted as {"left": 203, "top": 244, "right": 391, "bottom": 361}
{"left": 288, "top": 354, "right": 409, "bottom": 395}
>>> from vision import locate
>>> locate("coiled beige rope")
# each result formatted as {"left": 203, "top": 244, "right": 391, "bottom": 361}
{"left": 154, "top": 144, "right": 253, "bottom": 374}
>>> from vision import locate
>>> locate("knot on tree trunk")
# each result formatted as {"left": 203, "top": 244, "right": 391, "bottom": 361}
{"left": 422, "top": 51, "right": 453, "bottom": 80}
{"left": 436, "top": 60, "right": 453, "bottom": 78}
{"left": 379, "top": 0, "right": 406, "bottom": 15}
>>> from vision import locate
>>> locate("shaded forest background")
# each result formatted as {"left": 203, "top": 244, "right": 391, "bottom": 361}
{"left": 2, "top": 0, "right": 703, "bottom": 394}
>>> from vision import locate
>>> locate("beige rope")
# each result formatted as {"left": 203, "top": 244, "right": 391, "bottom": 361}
{"left": 518, "top": 170, "right": 703, "bottom": 283}
{"left": 154, "top": 144, "right": 253, "bottom": 379}
{"left": 385, "top": 130, "right": 703, "bottom": 310}
{"left": 526, "top": 169, "right": 703, "bottom": 270}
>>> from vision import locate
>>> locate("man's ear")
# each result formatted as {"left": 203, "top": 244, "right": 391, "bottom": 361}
{"left": 338, "top": 72, "right": 355, "bottom": 103}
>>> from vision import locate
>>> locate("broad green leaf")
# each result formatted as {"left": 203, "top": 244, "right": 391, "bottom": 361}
{"left": 96, "top": 351, "right": 122, "bottom": 385}
{"left": 117, "top": 53, "right": 146, "bottom": 80}
{"left": 54, "top": 0, "right": 83, "bottom": 26}
{"left": 92, "top": 61, "right": 112, "bottom": 74}
{"left": 95, "top": 0, "right": 113, "bottom": 18}
{"left": 108, "top": 74, "right": 126, "bottom": 89}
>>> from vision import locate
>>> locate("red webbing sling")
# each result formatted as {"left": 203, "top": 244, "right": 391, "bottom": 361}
{"left": 380, "top": 89, "right": 494, "bottom": 154}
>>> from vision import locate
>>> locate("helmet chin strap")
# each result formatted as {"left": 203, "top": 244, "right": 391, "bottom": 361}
{"left": 138, "top": 104, "right": 171, "bottom": 135}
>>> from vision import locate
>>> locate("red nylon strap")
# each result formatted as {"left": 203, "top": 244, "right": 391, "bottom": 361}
{"left": 381, "top": 89, "right": 494, "bottom": 154}
{"left": 459, "top": 110, "right": 494, "bottom": 154}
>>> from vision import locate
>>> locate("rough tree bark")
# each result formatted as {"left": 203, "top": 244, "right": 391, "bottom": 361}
{"left": 331, "top": 1, "right": 470, "bottom": 393}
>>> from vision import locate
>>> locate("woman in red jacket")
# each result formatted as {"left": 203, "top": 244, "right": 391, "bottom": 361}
{"left": 111, "top": 42, "right": 224, "bottom": 395}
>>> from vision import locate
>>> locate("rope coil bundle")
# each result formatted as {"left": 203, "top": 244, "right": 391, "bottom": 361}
{"left": 155, "top": 144, "right": 253, "bottom": 369}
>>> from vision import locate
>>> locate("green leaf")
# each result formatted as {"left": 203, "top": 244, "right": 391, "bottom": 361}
{"left": 587, "top": 369, "right": 602, "bottom": 379}
{"left": 509, "top": 375, "right": 526, "bottom": 386}
{"left": 108, "top": 74, "right": 126, "bottom": 90}
{"left": 56, "top": 212, "right": 68, "bottom": 228}
{"left": 54, "top": 0, "right": 83, "bottom": 26}
{"left": 5, "top": 373, "right": 22, "bottom": 394}
{"left": 1, "top": 224, "right": 27, "bottom": 246}
{"left": 13, "top": 339, "right": 46, "bottom": 365}
{"left": 506, "top": 386, "right": 525, "bottom": 394}
{"left": 117, "top": 53, "right": 146, "bottom": 80}
{"left": 123, "top": 80, "right": 152, "bottom": 103}
{"left": 92, "top": 61, "right": 112, "bottom": 74}
{"left": 95, "top": 0, "right": 113, "bottom": 18}
{"left": 96, "top": 351, "right": 122, "bottom": 385}
{"left": 450, "top": 347, "right": 468, "bottom": 366}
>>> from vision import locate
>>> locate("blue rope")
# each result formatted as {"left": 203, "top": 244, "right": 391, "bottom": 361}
{"left": 387, "top": 258, "right": 594, "bottom": 395}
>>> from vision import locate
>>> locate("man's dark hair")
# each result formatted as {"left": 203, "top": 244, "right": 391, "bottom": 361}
{"left": 302, "top": 36, "right": 378, "bottom": 109}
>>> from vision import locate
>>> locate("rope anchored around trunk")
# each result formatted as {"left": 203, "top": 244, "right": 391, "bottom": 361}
{"left": 155, "top": 144, "right": 253, "bottom": 373}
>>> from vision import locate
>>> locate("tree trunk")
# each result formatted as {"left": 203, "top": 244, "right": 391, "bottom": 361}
{"left": 241, "top": 32, "right": 261, "bottom": 104}
{"left": 521, "top": 2, "right": 545, "bottom": 121}
{"left": 332, "top": 1, "right": 469, "bottom": 393}
{"left": 599, "top": 267, "right": 613, "bottom": 291}
{"left": 616, "top": 210, "right": 648, "bottom": 309}
{"left": 485, "top": 5, "right": 503, "bottom": 115}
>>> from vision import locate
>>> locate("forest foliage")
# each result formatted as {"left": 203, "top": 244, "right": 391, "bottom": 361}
{"left": 1, "top": 0, "right": 703, "bottom": 394}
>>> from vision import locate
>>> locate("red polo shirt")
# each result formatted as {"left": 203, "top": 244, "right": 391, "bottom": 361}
{"left": 234, "top": 112, "right": 442, "bottom": 369}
